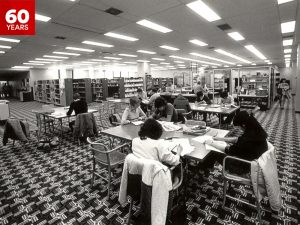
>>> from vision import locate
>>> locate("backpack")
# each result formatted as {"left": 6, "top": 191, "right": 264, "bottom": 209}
{"left": 109, "top": 113, "right": 121, "bottom": 125}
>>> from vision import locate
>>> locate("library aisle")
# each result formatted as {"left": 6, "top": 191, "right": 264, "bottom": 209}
{"left": 0, "top": 99, "right": 299, "bottom": 225}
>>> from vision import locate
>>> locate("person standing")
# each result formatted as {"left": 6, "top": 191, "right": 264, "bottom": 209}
{"left": 67, "top": 93, "right": 88, "bottom": 132}
{"left": 196, "top": 91, "right": 212, "bottom": 122}
{"left": 193, "top": 81, "right": 204, "bottom": 95}
{"left": 277, "top": 79, "right": 290, "bottom": 109}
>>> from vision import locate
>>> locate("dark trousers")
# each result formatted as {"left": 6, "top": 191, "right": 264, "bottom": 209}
{"left": 69, "top": 120, "right": 75, "bottom": 131}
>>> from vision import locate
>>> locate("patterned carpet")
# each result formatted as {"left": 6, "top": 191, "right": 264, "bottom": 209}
{"left": 0, "top": 99, "right": 299, "bottom": 225}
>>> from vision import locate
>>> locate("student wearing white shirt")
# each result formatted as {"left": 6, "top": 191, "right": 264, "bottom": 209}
{"left": 121, "top": 96, "right": 146, "bottom": 124}
{"left": 132, "top": 118, "right": 182, "bottom": 166}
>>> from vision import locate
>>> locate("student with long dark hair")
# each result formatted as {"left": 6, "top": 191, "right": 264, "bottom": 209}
{"left": 152, "top": 97, "right": 178, "bottom": 123}
{"left": 204, "top": 111, "right": 268, "bottom": 174}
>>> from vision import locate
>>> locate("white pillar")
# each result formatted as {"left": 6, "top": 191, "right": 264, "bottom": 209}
{"left": 295, "top": 44, "right": 300, "bottom": 112}
{"left": 137, "top": 62, "right": 150, "bottom": 90}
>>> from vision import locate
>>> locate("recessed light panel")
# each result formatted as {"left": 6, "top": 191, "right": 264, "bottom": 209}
{"left": 278, "top": 0, "right": 294, "bottom": 5}
{"left": 43, "top": 55, "right": 69, "bottom": 59}
{"left": 244, "top": 45, "right": 267, "bottom": 60}
{"left": 35, "top": 14, "right": 51, "bottom": 22}
{"left": 136, "top": 19, "right": 172, "bottom": 33}
{"left": 215, "top": 49, "right": 251, "bottom": 63}
{"left": 0, "top": 45, "right": 11, "bottom": 49}
{"left": 189, "top": 39, "right": 208, "bottom": 46}
{"left": 152, "top": 58, "right": 165, "bottom": 61}
{"left": 160, "top": 45, "right": 179, "bottom": 51}
{"left": 104, "top": 32, "right": 138, "bottom": 41}
{"left": 281, "top": 21, "right": 296, "bottom": 33}
{"left": 66, "top": 47, "right": 95, "bottom": 52}
{"left": 283, "top": 39, "right": 293, "bottom": 46}
{"left": 0, "top": 37, "right": 20, "bottom": 43}
{"left": 190, "top": 52, "right": 235, "bottom": 65}
{"left": 284, "top": 49, "right": 292, "bottom": 53}
{"left": 103, "top": 56, "right": 122, "bottom": 60}
{"left": 82, "top": 41, "right": 113, "bottom": 47}
{"left": 118, "top": 54, "right": 137, "bottom": 57}
{"left": 137, "top": 50, "right": 156, "bottom": 54}
{"left": 53, "top": 51, "right": 80, "bottom": 56}
{"left": 186, "top": 0, "right": 221, "bottom": 22}
{"left": 227, "top": 32, "right": 245, "bottom": 41}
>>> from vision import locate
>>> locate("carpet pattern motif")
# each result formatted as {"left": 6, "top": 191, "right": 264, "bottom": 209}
{"left": 0, "top": 99, "right": 299, "bottom": 225}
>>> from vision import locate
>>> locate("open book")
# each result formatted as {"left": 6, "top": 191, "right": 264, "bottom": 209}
{"left": 131, "top": 121, "right": 144, "bottom": 126}
{"left": 192, "top": 135, "right": 226, "bottom": 153}
{"left": 159, "top": 121, "right": 182, "bottom": 132}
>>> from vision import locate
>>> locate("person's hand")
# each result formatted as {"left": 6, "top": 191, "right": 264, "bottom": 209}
{"left": 177, "top": 144, "right": 183, "bottom": 156}
{"left": 205, "top": 139, "right": 213, "bottom": 145}
{"left": 213, "top": 137, "right": 222, "bottom": 141}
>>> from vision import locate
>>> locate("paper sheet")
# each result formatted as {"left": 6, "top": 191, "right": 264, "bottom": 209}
{"left": 168, "top": 138, "right": 195, "bottom": 156}
{"left": 159, "top": 121, "right": 182, "bottom": 131}
{"left": 192, "top": 135, "right": 226, "bottom": 153}
{"left": 131, "top": 121, "right": 144, "bottom": 126}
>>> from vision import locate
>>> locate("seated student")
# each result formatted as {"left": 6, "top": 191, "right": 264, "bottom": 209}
{"left": 152, "top": 97, "right": 178, "bottom": 123}
{"left": 204, "top": 111, "right": 268, "bottom": 175}
{"left": 220, "top": 91, "right": 237, "bottom": 124}
{"left": 121, "top": 96, "right": 146, "bottom": 124}
{"left": 173, "top": 94, "right": 191, "bottom": 113}
{"left": 132, "top": 118, "right": 182, "bottom": 166}
{"left": 137, "top": 88, "right": 148, "bottom": 113}
{"left": 67, "top": 93, "right": 88, "bottom": 132}
{"left": 196, "top": 91, "right": 212, "bottom": 122}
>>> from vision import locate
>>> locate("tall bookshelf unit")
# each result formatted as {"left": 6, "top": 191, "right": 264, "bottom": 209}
{"left": 92, "top": 78, "right": 108, "bottom": 102}
{"left": 124, "top": 77, "right": 144, "bottom": 98}
{"left": 72, "top": 78, "right": 92, "bottom": 103}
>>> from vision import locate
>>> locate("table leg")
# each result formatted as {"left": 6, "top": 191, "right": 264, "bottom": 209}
{"left": 219, "top": 113, "right": 221, "bottom": 128}
{"left": 60, "top": 118, "right": 63, "bottom": 146}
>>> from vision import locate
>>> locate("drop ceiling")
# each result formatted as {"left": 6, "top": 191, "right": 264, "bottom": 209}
{"left": 0, "top": 0, "right": 299, "bottom": 70}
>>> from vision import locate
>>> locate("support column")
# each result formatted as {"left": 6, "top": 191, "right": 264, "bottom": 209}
{"left": 295, "top": 44, "right": 300, "bottom": 112}
{"left": 137, "top": 62, "right": 150, "bottom": 90}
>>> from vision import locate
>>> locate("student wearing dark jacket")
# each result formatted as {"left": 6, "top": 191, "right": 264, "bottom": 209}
{"left": 173, "top": 94, "right": 191, "bottom": 113}
{"left": 67, "top": 93, "right": 88, "bottom": 131}
{"left": 204, "top": 110, "right": 268, "bottom": 174}
{"left": 196, "top": 91, "right": 211, "bottom": 121}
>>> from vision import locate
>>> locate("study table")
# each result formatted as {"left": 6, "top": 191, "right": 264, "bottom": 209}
{"left": 189, "top": 103, "right": 240, "bottom": 128}
{"left": 101, "top": 123, "right": 229, "bottom": 163}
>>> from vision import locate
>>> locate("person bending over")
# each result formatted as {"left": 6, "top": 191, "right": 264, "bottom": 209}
{"left": 152, "top": 97, "right": 178, "bottom": 123}
{"left": 132, "top": 118, "right": 182, "bottom": 166}
{"left": 67, "top": 93, "right": 88, "bottom": 132}
{"left": 196, "top": 91, "right": 212, "bottom": 122}
{"left": 204, "top": 110, "right": 268, "bottom": 174}
{"left": 121, "top": 96, "right": 146, "bottom": 124}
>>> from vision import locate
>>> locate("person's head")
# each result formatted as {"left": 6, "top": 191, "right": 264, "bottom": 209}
{"left": 138, "top": 118, "right": 163, "bottom": 140}
{"left": 151, "top": 88, "right": 158, "bottom": 94}
{"left": 233, "top": 111, "right": 267, "bottom": 138}
{"left": 154, "top": 97, "right": 167, "bottom": 111}
{"left": 73, "top": 93, "right": 81, "bottom": 100}
{"left": 137, "top": 88, "right": 143, "bottom": 94}
{"left": 197, "top": 81, "right": 201, "bottom": 85}
{"left": 129, "top": 96, "right": 140, "bottom": 110}
{"left": 220, "top": 91, "right": 228, "bottom": 99}
{"left": 197, "top": 91, "right": 204, "bottom": 99}
{"left": 281, "top": 78, "right": 286, "bottom": 83}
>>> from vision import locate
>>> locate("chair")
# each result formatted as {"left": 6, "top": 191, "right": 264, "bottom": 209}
{"left": 87, "top": 137, "right": 129, "bottom": 198}
{"left": 73, "top": 112, "right": 98, "bottom": 145}
{"left": 120, "top": 154, "right": 184, "bottom": 225}
{"left": 222, "top": 142, "right": 276, "bottom": 224}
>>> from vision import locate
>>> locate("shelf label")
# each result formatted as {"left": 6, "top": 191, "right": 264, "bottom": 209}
{"left": 0, "top": 0, "right": 35, "bottom": 35}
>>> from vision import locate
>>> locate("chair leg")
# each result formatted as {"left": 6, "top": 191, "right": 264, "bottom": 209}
{"left": 91, "top": 159, "right": 95, "bottom": 187}
{"left": 13, "top": 140, "right": 15, "bottom": 146}
{"left": 107, "top": 166, "right": 111, "bottom": 198}
{"left": 255, "top": 197, "right": 262, "bottom": 224}
{"left": 127, "top": 197, "right": 133, "bottom": 225}
{"left": 223, "top": 179, "right": 228, "bottom": 207}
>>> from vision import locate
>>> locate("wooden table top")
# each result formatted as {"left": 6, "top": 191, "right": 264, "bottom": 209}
{"left": 101, "top": 123, "right": 229, "bottom": 162}
{"left": 190, "top": 103, "right": 240, "bottom": 115}
{"left": 37, "top": 107, "right": 97, "bottom": 119}
{"left": 107, "top": 98, "right": 130, "bottom": 104}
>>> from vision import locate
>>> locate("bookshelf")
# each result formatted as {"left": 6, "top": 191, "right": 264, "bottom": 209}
{"left": 124, "top": 77, "right": 144, "bottom": 98}
{"left": 72, "top": 78, "right": 92, "bottom": 103}
{"left": 107, "top": 77, "right": 125, "bottom": 98}
{"left": 92, "top": 78, "right": 108, "bottom": 102}
{"left": 145, "top": 74, "right": 153, "bottom": 91}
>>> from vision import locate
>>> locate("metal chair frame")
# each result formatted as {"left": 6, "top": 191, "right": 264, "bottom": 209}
{"left": 87, "top": 137, "right": 129, "bottom": 198}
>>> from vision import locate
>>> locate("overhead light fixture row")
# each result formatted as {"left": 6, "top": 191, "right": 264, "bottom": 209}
{"left": 152, "top": 58, "right": 165, "bottom": 61}
{"left": 281, "top": 21, "right": 296, "bottom": 34}
{"left": 160, "top": 45, "right": 179, "bottom": 51}
{"left": 190, "top": 52, "right": 235, "bottom": 65}
{"left": 90, "top": 59, "right": 110, "bottom": 62}
{"left": 0, "top": 51, "right": 5, "bottom": 54}
{"left": 283, "top": 39, "right": 293, "bottom": 46}
{"left": 137, "top": 60, "right": 150, "bottom": 63}
{"left": 118, "top": 53, "right": 138, "bottom": 57}
{"left": 169, "top": 55, "right": 221, "bottom": 66}
{"left": 244, "top": 45, "right": 267, "bottom": 60}
{"left": 53, "top": 51, "right": 80, "bottom": 56}
{"left": 215, "top": 49, "right": 251, "bottom": 63}
{"left": 103, "top": 56, "right": 122, "bottom": 60}
{"left": 227, "top": 32, "right": 245, "bottom": 41}
{"left": 137, "top": 50, "right": 156, "bottom": 54}
{"left": 0, "top": 37, "right": 20, "bottom": 43}
{"left": 35, "top": 58, "right": 62, "bottom": 62}
{"left": 136, "top": 19, "right": 172, "bottom": 33}
{"left": 35, "top": 13, "right": 51, "bottom": 22}
{"left": 0, "top": 45, "right": 11, "bottom": 49}
{"left": 104, "top": 32, "right": 139, "bottom": 41}
{"left": 29, "top": 60, "right": 51, "bottom": 64}
{"left": 186, "top": 0, "right": 221, "bottom": 22}
{"left": 189, "top": 39, "right": 208, "bottom": 47}
{"left": 82, "top": 41, "right": 113, "bottom": 48}
{"left": 284, "top": 49, "right": 292, "bottom": 53}
{"left": 23, "top": 63, "right": 44, "bottom": 66}
{"left": 43, "top": 55, "right": 69, "bottom": 59}
{"left": 66, "top": 47, "right": 95, "bottom": 52}
{"left": 278, "top": 0, "right": 294, "bottom": 5}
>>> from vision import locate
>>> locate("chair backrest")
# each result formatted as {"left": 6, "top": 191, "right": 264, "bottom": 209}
{"left": 87, "top": 137, "right": 111, "bottom": 165}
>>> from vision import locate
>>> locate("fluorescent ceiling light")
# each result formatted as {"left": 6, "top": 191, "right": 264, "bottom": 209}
{"left": 160, "top": 62, "right": 170, "bottom": 65}
{"left": 283, "top": 39, "right": 293, "bottom": 46}
{"left": 237, "top": 64, "right": 242, "bottom": 67}
{"left": 104, "top": 32, "right": 138, "bottom": 41}
{"left": 0, "top": 37, "right": 20, "bottom": 43}
{"left": 189, "top": 39, "right": 208, "bottom": 47}
{"left": 137, "top": 60, "right": 150, "bottom": 63}
{"left": 251, "top": 63, "right": 257, "bottom": 65}
{"left": 114, "top": 63, "right": 126, "bottom": 66}
{"left": 160, "top": 45, "right": 179, "bottom": 51}
{"left": 278, "top": 0, "right": 294, "bottom": 4}
{"left": 166, "top": 66, "right": 176, "bottom": 68}
{"left": 284, "top": 54, "right": 291, "bottom": 58}
{"left": 227, "top": 32, "right": 245, "bottom": 41}
{"left": 174, "top": 61, "right": 185, "bottom": 63}
{"left": 169, "top": 55, "right": 221, "bottom": 66}
{"left": 264, "top": 60, "right": 270, "bottom": 62}
{"left": 66, "top": 47, "right": 95, "bottom": 52}
{"left": 82, "top": 41, "right": 113, "bottom": 48}
{"left": 53, "top": 51, "right": 80, "bottom": 56}
{"left": 136, "top": 19, "right": 172, "bottom": 33}
{"left": 186, "top": 0, "right": 221, "bottom": 22}
{"left": 150, "top": 64, "right": 158, "bottom": 66}
{"left": 35, "top": 58, "right": 62, "bottom": 62}
{"left": 190, "top": 52, "right": 235, "bottom": 65}
{"left": 81, "top": 61, "right": 97, "bottom": 64}
{"left": 29, "top": 60, "right": 51, "bottom": 64}
{"left": 152, "top": 58, "right": 165, "bottom": 61}
{"left": 103, "top": 56, "right": 122, "bottom": 60}
{"left": 244, "top": 45, "right": 267, "bottom": 60}
{"left": 267, "top": 62, "right": 272, "bottom": 64}
{"left": 0, "top": 45, "right": 11, "bottom": 49}
{"left": 137, "top": 50, "right": 156, "bottom": 54}
{"left": 281, "top": 21, "right": 296, "bottom": 33}
{"left": 12, "top": 66, "right": 31, "bottom": 69}
{"left": 178, "top": 67, "right": 187, "bottom": 69}
{"left": 284, "top": 49, "right": 292, "bottom": 53}
{"left": 215, "top": 49, "right": 251, "bottom": 63}
{"left": 118, "top": 53, "right": 137, "bottom": 57}
{"left": 35, "top": 13, "right": 51, "bottom": 22}
{"left": 124, "top": 62, "right": 137, "bottom": 64}
{"left": 23, "top": 63, "right": 44, "bottom": 66}
{"left": 43, "top": 55, "right": 68, "bottom": 59}
{"left": 0, "top": 51, "right": 5, "bottom": 54}
{"left": 224, "top": 65, "right": 229, "bottom": 67}
{"left": 90, "top": 59, "right": 110, "bottom": 62}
